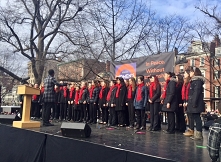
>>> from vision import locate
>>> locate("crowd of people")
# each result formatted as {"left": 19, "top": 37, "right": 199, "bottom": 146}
{"left": 19, "top": 66, "right": 205, "bottom": 140}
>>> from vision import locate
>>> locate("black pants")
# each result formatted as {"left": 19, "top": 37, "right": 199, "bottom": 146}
{"left": 175, "top": 106, "right": 186, "bottom": 132}
{"left": 31, "top": 102, "right": 34, "bottom": 117}
{"left": 125, "top": 105, "right": 129, "bottom": 126}
{"left": 73, "top": 104, "right": 80, "bottom": 121}
{"left": 128, "top": 101, "right": 135, "bottom": 126}
{"left": 32, "top": 102, "right": 40, "bottom": 118}
{"left": 80, "top": 103, "right": 87, "bottom": 121}
{"left": 51, "top": 103, "right": 55, "bottom": 119}
{"left": 109, "top": 107, "right": 117, "bottom": 126}
{"left": 135, "top": 109, "right": 146, "bottom": 128}
{"left": 101, "top": 106, "right": 109, "bottom": 123}
{"left": 150, "top": 102, "right": 160, "bottom": 130}
{"left": 187, "top": 113, "right": 194, "bottom": 130}
{"left": 68, "top": 104, "right": 73, "bottom": 120}
{"left": 192, "top": 113, "right": 202, "bottom": 132}
{"left": 71, "top": 105, "right": 75, "bottom": 121}
{"left": 60, "top": 103, "right": 67, "bottom": 120}
{"left": 86, "top": 104, "right": 90, "bottom": 121}
{"left": 54, "top": 103, "right": 60, "bottom": 119}
{"left": 92, "top": 103, "right": 98, "bottom": 122}
{"left": 89, "top": 103, "right": 94, "bottom": 122}
{"left": 43, "top": 102, "right": 54, "bottom": 124}
{"left": 116, "top": 110, "right": 126, "bottom": 125}
{"left": 74, "top": 110, "right": 80, "bottom": 121}
{"left": 167, "top": 112, "right": 175, "bottom": 132}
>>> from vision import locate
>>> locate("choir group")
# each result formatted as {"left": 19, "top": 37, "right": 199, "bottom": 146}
{"left": 21, "top": 66, "right": 205, "bottom": 140}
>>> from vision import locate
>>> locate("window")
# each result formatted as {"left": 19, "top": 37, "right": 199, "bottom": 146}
{"left": 215, "top": 86, "right": 220, "bottom": 98}
{"left": 180, "top": 65, "right": 184, "bottom": 72}
{"left": 200, "top": 57, "right": 205, "bottom": 66}
{"left": 214, "top": 59, "right": 220, "bottom": 66}
{"left": 214, "top": 71, "right": 220, "bottom": 79}
{"left": 191, "top": 59, "right": 195, "bottom": 66}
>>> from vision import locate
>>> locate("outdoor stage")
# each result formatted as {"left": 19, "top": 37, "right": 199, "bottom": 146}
{"left": 0, "top": 121, "right": 211, "bottom": 162}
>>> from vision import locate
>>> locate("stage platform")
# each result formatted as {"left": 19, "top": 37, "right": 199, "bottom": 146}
{"left": 0, "top": 121, "right": 211, "bottom": 162}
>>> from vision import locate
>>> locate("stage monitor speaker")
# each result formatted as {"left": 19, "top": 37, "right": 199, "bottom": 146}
{"left": 61, "top": 122, "right": 91, "bottom": 138}
{"left": 0, "top": 114, "right": 16, "bottom": 124}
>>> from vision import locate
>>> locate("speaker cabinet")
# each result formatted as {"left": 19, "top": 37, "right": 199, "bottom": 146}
{"left": 61, "top": 122, "right": 91, "bottom": 138}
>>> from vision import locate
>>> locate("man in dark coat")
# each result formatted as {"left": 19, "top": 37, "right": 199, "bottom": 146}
{"left": 161, "top": 72, "right": 178, "bottom": 134}
{"left": 43, "top": 69, "right": 66, "bottom": 126}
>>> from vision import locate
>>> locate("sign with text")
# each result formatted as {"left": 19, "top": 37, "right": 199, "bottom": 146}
{"left": 110, "top": 52, "right": 175, "bottom": 86}
{"left": 115, "top": 63, "right": 136, "bottom": 79}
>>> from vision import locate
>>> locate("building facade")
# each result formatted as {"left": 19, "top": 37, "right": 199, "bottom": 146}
{"left": 58, "top": 59, "right": 106, "bottom": 82}
{"left": 175, "top": 37, "right": 221, "bottom": 111}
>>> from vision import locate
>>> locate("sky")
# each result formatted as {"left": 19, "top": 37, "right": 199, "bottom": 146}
{"left": 149, "top": 0, "right": 219, "bottom": 22}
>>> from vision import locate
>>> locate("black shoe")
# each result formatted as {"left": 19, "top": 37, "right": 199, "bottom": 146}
{"left": 140, "top": 126, "right": 146, "bottom": 130}
{"left": 43, "top": 123, "right": 54, "bottom": 126}
{"left": 164, "top": 131, "right": 175, "bottom": 134}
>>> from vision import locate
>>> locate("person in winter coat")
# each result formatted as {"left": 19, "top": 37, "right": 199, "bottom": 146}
{"left": 148, "top": 75, "right": 161, "bottom": 131}
{"left": 39, "top": 84, "right": 45, "bottom": 119}
{"left": 67, "top": 83, "right": 75, "bottom": 121}
{"left": 88, "top": 80, "right": 100, "bottom": 124}
{"left": 187, "top": 66, "right": 205, "bottom": 140}
{"left": 73, "top": 86, "right": 80, "bottom": 122}
{"left": 126, "top": 77, "right": 136, "bottom": 128}
{"left": 134, "top": 75, "right": 148, "bottom": 130}
{"left": 43, "top": 69, "right": 66, "bottom": 126}
{"left": 78, "top": 81, "right": 89, "bottom": 122}
{"left": 31, "top": 83, "right": 40, "bottom": 119}
{"left": 54, "top": 85, "right": 60, "bottom": 120}
{"left": 124, "top": 79, "right": 130, "bottom": 126}
{"left": 175, "top": 74, "right": 186, "bottom": 133}
{"left": 182, "top": 70, "right": 194, "bottom": 137}
{"left": 59, "top": 85, "right": 69, "bottom": 121}
{"left": 115, "top": 77, "right": 127, "bottom": 127}
{"left": 98, "top": 80, "right": 109, "bottom": 124}
{"left": 106, "top": 80, "right": 117, "bottom": 126}
{"left": 161, "top": 72, "right": 177, "bottom": 134}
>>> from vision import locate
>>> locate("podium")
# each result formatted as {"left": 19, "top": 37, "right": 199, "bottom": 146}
{"left": 13, "top": 85, "right": 41, "bottom": 128}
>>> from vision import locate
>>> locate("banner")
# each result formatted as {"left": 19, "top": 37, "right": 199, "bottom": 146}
{"left": 110, "top": 52, "right": 175, "bottom": 86}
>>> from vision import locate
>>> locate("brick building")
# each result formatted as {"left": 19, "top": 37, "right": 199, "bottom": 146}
{"left": 175, "top": 36, "right": 221, "bottom": 111}
{"left": 58, "top": 59, "right": 106, "bottom": 82}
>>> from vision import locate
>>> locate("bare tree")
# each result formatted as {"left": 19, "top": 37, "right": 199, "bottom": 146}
{"left": 0, "top": 47, "right": 25, "bottom": 102}
{"left": 83, "top": 0, "right": 154, "bottom": 61}
{"left": 0, "top": 0, "right": 88, "bottom": 84}
{"left": 143, "top": 15, "right": 194, "bottom": 55}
